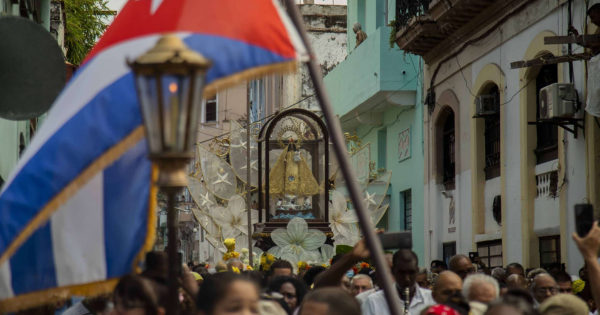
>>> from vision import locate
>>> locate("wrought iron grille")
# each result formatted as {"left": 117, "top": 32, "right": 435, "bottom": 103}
{"left": 484, "top": 116, "right": 500, "bottom": 169}
{"left": 394, "top": 0, "right": 431, "bottom": 30}
{"left": 404, "top": 190, "right": 412, "bottom": 231}
{"left": 443, "top": 112, "right": 455, "bottom": 186}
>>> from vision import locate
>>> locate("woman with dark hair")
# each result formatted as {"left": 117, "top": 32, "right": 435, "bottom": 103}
{"left": 196, "top": 272, "right": 260, "bottom": 315}
{"left": 267, "top": 276, "right": 307, "bottom": 311}
{"left": 112, "top": 274, "right": 167, "bottom": 315}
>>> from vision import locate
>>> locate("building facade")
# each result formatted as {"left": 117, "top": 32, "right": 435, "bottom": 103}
{"left": 323, "top": 0, "right": 425, "bottom": 261}
{"left": 396, "top": 0, "right": 594, "bottom": 274}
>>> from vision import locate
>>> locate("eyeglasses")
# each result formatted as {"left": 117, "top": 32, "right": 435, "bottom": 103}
{"left": 537, "top": 287, "right": 558, "bottom": 295}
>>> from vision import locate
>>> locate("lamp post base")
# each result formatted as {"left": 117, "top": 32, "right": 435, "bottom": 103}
{"left": 153, "top": 152, "right": 193, "bottom": 315}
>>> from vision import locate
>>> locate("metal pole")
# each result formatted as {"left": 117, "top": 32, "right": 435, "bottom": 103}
{"left": 166, "top": 188, "right": 181, "bottom": 315}
{"left": 283, "top": 2, "right": 403, "bottom": 315}
{"left": 247, "top": 83, "right": 253, "bottom": 266}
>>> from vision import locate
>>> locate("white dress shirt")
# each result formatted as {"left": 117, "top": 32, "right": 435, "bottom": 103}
{"left": 361, "top": 285, "right": 434, "bottom": 315}
{"left": 356, "top": 287, "right": 379, "bottom": 305}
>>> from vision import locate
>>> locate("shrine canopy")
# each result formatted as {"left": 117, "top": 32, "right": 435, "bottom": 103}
{"left": 257, "top": 108, "right": 330, "bottom": 224}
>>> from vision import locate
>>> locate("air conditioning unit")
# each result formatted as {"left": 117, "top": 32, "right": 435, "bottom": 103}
{"left": 539, "top": 83, "right": 575, "bottom": 119}
{"left": 475, "top": 94, "right": 499, "bottom": 116}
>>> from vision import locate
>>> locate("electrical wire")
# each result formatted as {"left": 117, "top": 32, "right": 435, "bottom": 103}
{"left": 196, "top": 92, "right": 316, "bottom": 145}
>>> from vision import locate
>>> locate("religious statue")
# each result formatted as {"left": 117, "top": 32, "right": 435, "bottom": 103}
{"left": 276, "top": 199, "right": 283, "bottom": 210}
{"left": 353, "top": 22, "right": 367, "bottom": 48}
{"left": 269, "top": 141, "right": 321, "bottom": 199}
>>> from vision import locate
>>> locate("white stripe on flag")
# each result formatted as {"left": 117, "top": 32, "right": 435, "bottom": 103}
{"left": 51, "top": 172, "right": 107, "bottom": 287}
{"left": 271, "top": 0, "right": 309, "bottom": 62}
{"left": 0, "top": 34, "right": 163, "bottom": 195}
{"left": 0, "top": 261, "right": 14, "bottom": 299}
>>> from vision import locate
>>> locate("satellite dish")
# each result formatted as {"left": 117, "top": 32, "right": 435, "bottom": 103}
{"left": 0, "top": 16, "right": 66, "bottom": 121}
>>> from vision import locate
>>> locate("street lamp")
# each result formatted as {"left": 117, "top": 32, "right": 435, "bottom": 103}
{"left": 129, "top": 34, "right": 211, "bottom": 315}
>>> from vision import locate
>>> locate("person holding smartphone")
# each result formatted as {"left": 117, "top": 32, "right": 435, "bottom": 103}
{"left": 573, "top": 220, "right": 600, "bottom": 315}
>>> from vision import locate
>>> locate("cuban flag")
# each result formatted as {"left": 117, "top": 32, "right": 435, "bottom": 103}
{"left": 0, "top": 0, "right": 307, "bottom": 312}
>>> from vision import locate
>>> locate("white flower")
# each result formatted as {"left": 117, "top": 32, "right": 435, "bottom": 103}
{"left": 268, "top": 218, "right": 326, "bottom": 263}
{"left": 329, "top": 190, "right": 359, "bottom": 240}
{"left": 241, "top": 248, "right": 249, "bottom": 255}
{"left": 213, "top": 195, "right": 259, "bottom": 239}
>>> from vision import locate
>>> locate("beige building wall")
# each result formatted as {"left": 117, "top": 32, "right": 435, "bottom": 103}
{"left": 411, "top": 0, "right": 588, "bottom": 273}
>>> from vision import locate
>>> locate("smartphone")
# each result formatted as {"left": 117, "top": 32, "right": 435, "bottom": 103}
{"left": 378, "top": 231, "right": 412, "bottom": 250}
{"left": 575, "top": 204, "right": 595, "bottom": 237}
{"left": 468, "top": 252, "right": 479, "bottom": 263}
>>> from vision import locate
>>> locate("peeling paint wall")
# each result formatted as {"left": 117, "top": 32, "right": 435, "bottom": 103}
{"left": 286, "top": 4, "right": 347, "bottom": 111}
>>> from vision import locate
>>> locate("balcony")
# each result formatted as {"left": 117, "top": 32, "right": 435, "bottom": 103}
{"left": 395, "top": 0, "right": 501, "bottom": 62}
{"left": 323, "top": 26, "right": 418, "bottom": 130}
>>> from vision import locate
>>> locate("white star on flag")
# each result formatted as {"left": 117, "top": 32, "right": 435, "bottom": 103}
{"left": 150, "top": 0, "right": 164, "bottom": 14}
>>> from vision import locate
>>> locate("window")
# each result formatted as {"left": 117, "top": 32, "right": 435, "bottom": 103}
{"left": 484, "top": 85, "right": 501, "bottom": 180}
{"left": 477, "top": 240, "right": 503, "bottom": 268}
{"left": 535, "top": 64, "right": 559, "bottom": 164}
{"left": 403, "top": 189, "right": 412, "bottom": 230}
{"left": 539, "top": 236, "right": 561, "bottom": 269}
{"left": 443, "top": 111, "right": 455, "bottom": 189}
{"left": 443, "top": 242, "right": 456, "bottom": 267}
{"left": 205, "top": 96, "right": 217, "bottom": 123}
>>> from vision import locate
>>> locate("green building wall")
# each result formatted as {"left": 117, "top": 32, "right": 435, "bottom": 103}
{"left": 324, "top": 0, "right": 425, "bottom": 263}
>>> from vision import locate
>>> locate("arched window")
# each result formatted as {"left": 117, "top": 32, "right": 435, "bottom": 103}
{"left": 443, "top": 110, "right": 455, "bottom": 189}
{"left": 484, "top": 85, "right": 501, "bottom": 180}
{"left": 535, "top": 64, "right": 559, "bottom": 164}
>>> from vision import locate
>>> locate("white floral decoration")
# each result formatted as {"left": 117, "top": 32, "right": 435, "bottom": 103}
{"left": 268, "top": 217, "right": 326, "bottom": 264}
{"left": 212, "top": 195, "right": 259, "bottom": 239}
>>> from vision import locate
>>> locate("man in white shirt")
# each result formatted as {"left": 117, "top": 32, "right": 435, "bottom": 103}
{"left": 361, "top": 250, "right": 434, "bottom": 315}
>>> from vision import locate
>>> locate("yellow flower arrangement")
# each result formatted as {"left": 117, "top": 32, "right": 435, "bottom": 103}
{"left": 321, "top": 264, "right": 327, "bottom": 268}
{"left": 231, "top": 267, "right": 241, "bottom": 274}
{"left": 246, "top": 266, "right": 253, "bottom": 271}
{"left": 224, "top": 238, "right": 236, "bottom": 252}
{"left": 266, "top": 253, "right": 275, "bottom": 261}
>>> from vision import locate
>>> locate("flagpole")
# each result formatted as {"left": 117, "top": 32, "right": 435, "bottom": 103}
{"left": 283, "top": 2, "right": 403, "bottom": 315}
{"left": 247, "top": 82, "right": 253, "bottom": 268}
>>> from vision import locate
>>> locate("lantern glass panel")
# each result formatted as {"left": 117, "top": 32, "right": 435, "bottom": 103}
{"left": 187, "top": 72, "right": 205, "bottom": 150}
{"left": 136, "top": 74, "right": 162, "bottom": 153}
{"left": 160, "top": 74, "right": 191, "bottom": 152}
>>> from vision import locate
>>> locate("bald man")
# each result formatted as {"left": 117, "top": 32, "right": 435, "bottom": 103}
{"left": 432, "top": 271, "right": 463, "bottom": 304}
{"left": 506, "top": 274, "right": 528, "bottom": 290}
{"left": 449, "top": 255, "right": 476, "bottom": 281}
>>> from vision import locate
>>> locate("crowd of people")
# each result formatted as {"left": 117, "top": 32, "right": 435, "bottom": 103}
{"left": 19, "top": 223, "right": 600, "bottom": 315}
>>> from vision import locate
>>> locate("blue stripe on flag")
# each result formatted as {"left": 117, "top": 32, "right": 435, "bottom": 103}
{"left": 0, "top": 73, "right": 140, "bottom": 255}
{"left": 184, "top": 34, "right": 289, "bottom": 84}
{"left": 0, "top": 33, "right": 290, "bottom": 259}
{"left": 9, "top": 222, "right": 57, "bottom": 295}
{"left": 103, "top": 139, "right": 151, "bottom": 278}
